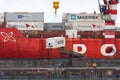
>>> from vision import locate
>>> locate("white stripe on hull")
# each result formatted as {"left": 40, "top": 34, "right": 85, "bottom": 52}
{"left": 105, "top": 35, "right": 115, "bottom": 38}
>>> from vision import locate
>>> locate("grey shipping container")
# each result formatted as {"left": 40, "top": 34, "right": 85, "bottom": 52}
{"left": 62, "top": 13, "right": 103, "bottom": 22}
{"left": 44, "top": 22, "right": 65, "bottom": 31}
{"left": 5, "top": 12, "right": 44, "bottom": 22}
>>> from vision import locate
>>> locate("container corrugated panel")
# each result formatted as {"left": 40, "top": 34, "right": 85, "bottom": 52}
{"left": 6, "top": 22, "right": 44, "bottom": 30}
{"left": 5, "top": 12, "right": 44, "bottom": 22}
{"left": 44, "top": 22, "right": 65, "bottom": 31}
{"left": 62, "top": 13, "right": 103, "bottom": 22}
{"left": 65, "top": 21, "right": 104, "bottom": 31}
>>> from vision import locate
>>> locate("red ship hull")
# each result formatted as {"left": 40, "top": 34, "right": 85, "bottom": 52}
{"left": 0, "top": 28, "right": 120, "bottom": 59}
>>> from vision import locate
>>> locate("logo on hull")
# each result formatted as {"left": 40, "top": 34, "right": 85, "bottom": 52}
{"left": 101, "top": 44, "right": 116, "bottom": 56}
{"left": 0, "top": 32, "right": 16, "bottom": 42}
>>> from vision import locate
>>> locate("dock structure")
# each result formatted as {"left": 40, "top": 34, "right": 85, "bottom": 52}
{"left": 0, "top": 59, "right": 119, "bottom": 79}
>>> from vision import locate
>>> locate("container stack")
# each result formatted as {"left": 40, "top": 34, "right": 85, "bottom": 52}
{"left": 5, "top": 12, "right": 44, "bottom": 30}
{"left": 62, "top": 13, "right": 105, "bottom": 31}
{"left": 4, "top": 12, "right": 44, "bottom": 37}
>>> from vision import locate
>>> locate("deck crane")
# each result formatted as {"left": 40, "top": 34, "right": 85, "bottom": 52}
{"left": 99, "top": 0, "right": 119, "bottom": 56}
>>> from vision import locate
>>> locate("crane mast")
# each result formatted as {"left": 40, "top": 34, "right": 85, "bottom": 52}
{"left": 100, "top": 0, "right": 119, "bottom": 56}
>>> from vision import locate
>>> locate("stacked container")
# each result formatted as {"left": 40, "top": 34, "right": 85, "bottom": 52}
{"left": 4, "top": 12, "right": 44, "bottom": 37}
{"left": 5, "top": 12, "right": 44, "bottom": 30}
{"left": 62, "top": 13, "right": 105, "bottom": 31}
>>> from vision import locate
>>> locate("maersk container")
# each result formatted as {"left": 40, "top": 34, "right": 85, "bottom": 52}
{"left": 6, "top": 22, "right": 44, "bottom": 30}
{"left": 44, "top": 22, "right": 65, "bottom": 31}
{"left": 4, "top": 12, "right": 44, "bottom": 22}
{"left": 62, "top": 13, "right": 103, "bottom": 22}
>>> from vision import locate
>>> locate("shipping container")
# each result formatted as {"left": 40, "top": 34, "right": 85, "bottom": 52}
{"left": 65, "top": 21, "right": 104, "bottom": 31}
{"left": 44, "top": 22, "right": 65, "bottom": 31}
{"left": 62, "top": 13, "right": 103, "bottom": 22}
{"left": 6, "top": 22, "right": 44, "bottom": 30}
{"left": 46, "top": 37, "right": 65, "bottom": 48}
{"left": 5, "top": 12, "right": 44, "bottom": 22}
{"left": 62, "top": 13, "right": 104, "bottom": 31}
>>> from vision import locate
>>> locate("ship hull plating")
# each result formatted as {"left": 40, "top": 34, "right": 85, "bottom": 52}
{"left": 0, "top": 28, "right": 120, "bottom": 59}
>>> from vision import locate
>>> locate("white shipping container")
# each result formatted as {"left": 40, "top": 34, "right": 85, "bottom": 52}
{"left": 6, "top": 22, "right": 44, "bottom": 30}
{"left": 62, "top": 13, "right": 103, "bottom": 22}
{"left": 46, "top": 37, "right": 65, "bottom": 48}
{"left": 65, "top": 21, "right": 104, "bottom": 31}
{"left": 5, "top": 12, "right": 44, "bottom": 22}
{"left": 66, "top": 30, "right": 77, "bottom": 38}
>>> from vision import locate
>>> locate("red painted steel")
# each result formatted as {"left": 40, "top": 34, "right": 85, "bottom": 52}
{"left": 0, "top": 28, "right": 120, "bottom": 59}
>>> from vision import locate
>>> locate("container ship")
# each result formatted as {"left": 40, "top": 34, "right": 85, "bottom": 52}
{"left": 0, "top": 0, "right": 120, "bottom": 80}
